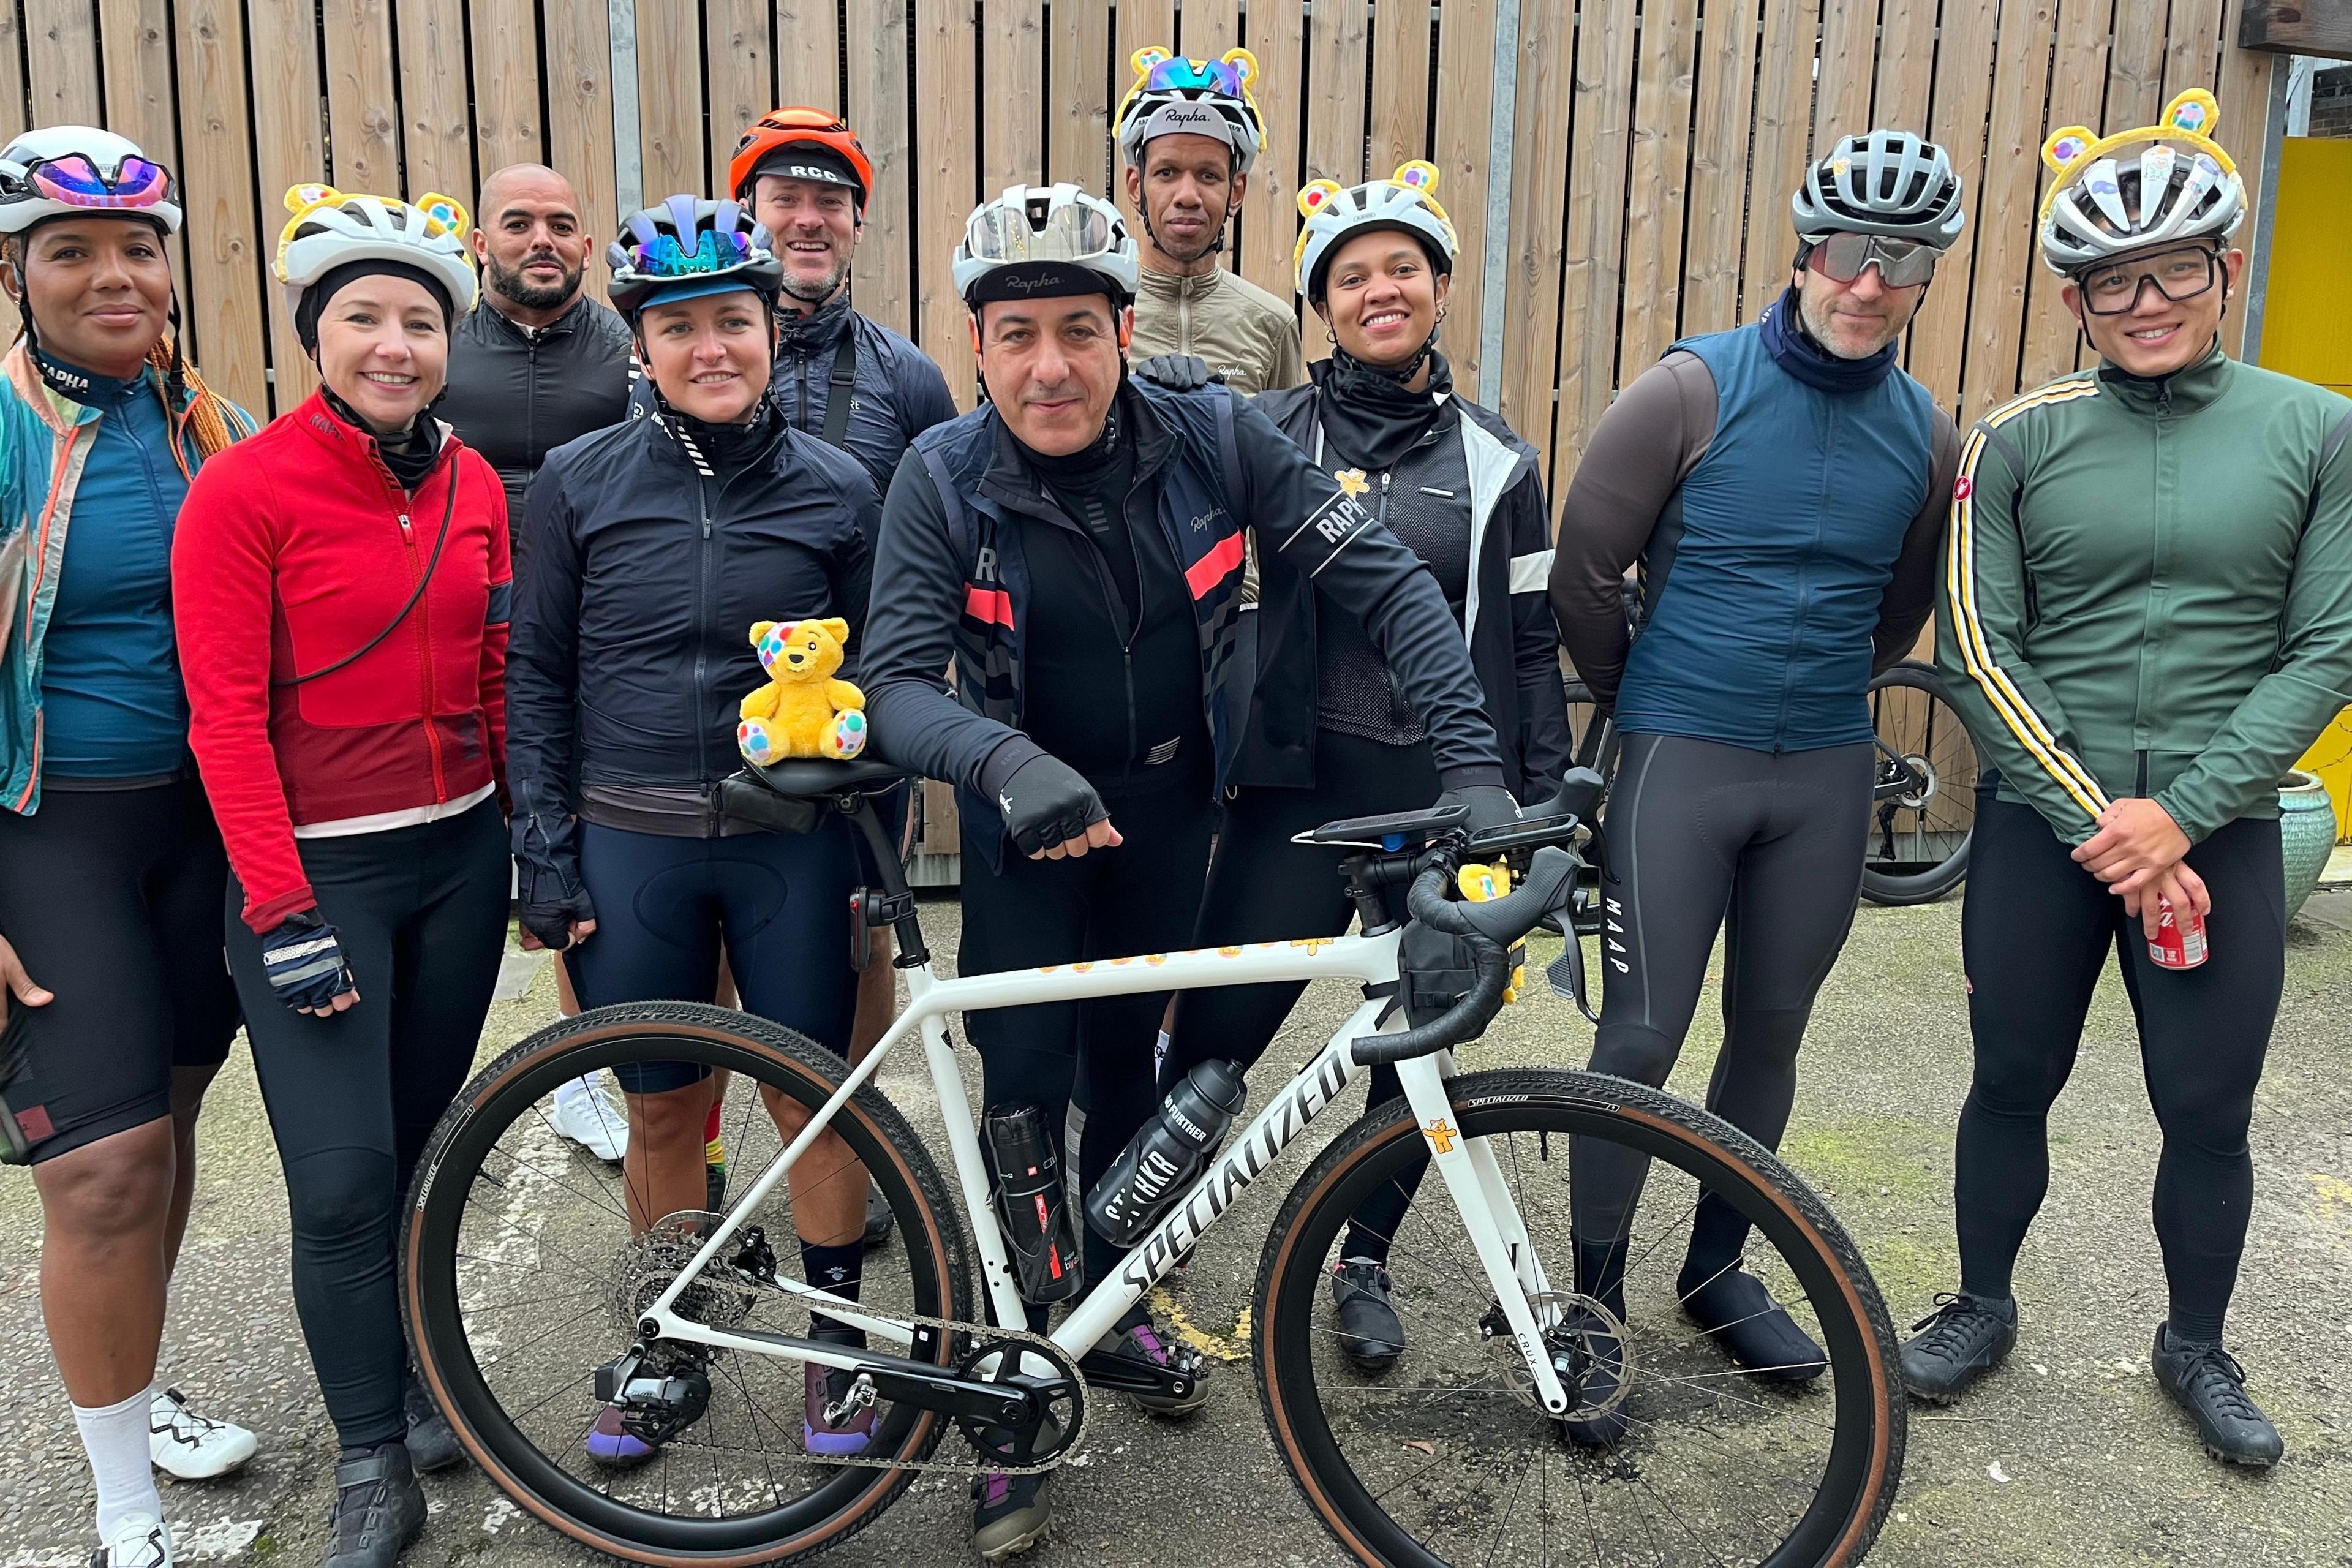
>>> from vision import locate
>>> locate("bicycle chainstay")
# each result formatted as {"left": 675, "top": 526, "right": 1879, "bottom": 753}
{"left": 718, "top": 1300, "right": 1089, "bottom": 1479}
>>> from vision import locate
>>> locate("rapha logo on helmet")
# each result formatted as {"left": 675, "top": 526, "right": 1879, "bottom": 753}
{"left": 997, "top": 270, "right": 1076, "bottom": 293}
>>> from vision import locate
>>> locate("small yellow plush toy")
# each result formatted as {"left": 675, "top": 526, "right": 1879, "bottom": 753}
{"left": 737, "top": 618, "right": 868, "bottom": 765}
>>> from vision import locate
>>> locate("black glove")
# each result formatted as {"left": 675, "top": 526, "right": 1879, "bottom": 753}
{"left": 996, "top": 753, "right": 1110, "bottom": 858}
{"left": 1438, "top": 783, "right": 1522, "bottom": 840}
{"left": 512, "top": 811, "right": 597, "bottom": 951}
{"left": 1133, "top": 353, "right": 1218, "bottom": 392}
{"left": 259, "top": 910, "right": 357, "bottom": 1013}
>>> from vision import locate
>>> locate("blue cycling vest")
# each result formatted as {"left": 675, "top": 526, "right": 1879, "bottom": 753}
{"left": 1614, "top": 320, "right": 1937, "bottom": 752}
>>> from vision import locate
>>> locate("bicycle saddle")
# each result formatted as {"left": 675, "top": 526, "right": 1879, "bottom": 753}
{"left": 743, "top": 756, "right": 911, "bottom": 798}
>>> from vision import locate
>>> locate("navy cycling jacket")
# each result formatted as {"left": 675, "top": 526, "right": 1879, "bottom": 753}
{"left": 504, "top": 407, "right": 878, "bottom": 853}
{"left": 861, "top": 378, "right": 1504, "bottom": 870}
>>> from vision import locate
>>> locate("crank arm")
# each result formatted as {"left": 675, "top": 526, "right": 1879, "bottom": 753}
{"left": 1076, "top": 1344, "right": 1202, "bottom": 1404}
{"left": 698, "top": 1325, "right": 1041, "bottom": 1428}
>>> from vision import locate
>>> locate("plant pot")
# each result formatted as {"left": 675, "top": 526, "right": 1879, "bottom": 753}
{"left": 2280, "top": 769, "right": 2335, "bottom": 923}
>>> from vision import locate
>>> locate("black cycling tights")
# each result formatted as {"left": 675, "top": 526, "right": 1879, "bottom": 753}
{"left": 226, "top": 802, "right": 508, "bottom": 1451}
{"left": 1164, "top": 732, "right": 1441, "bottom": 1267}
{"left": 960, "top": 782, "right": 1214, "bottom": 1302}
{"left": 1571, "top": 733, "right": 1871, "bottom": 1281}
{"left": 1955, "top": 796, "right": 2283, "bottom": 1343}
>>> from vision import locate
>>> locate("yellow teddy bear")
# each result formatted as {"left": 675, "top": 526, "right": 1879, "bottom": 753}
{"left": 737, "top": 618, "right": 867, "bottom": 765}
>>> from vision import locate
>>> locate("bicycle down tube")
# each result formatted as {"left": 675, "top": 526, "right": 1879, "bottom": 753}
{"left": 639, "top": 925, "right": 1570, "bottom": 1411}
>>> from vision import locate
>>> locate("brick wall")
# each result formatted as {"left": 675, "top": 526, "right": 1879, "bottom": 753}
{"left": 2313, "top": 66, "right": 2352, "bottom": 139}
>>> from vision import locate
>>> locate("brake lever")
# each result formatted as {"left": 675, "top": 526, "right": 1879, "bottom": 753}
{"left": 1545, "top": 922, "right": 1603, "bottom": 1025}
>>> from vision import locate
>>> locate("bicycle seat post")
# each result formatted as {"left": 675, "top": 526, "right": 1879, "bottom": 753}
{"left": 838, "top": 790, "right": 932, "bottom": 968}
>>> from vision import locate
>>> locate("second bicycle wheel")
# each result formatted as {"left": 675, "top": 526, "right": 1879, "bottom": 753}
{"left": 1256, "top": 1068, "right": 1902, "bottom": 1568}
{"left": 1861, "top": 660, "right": 1977, "bottom": 906}
{"left": 404, "top": 1003, "right": 973, "bottom": 1564}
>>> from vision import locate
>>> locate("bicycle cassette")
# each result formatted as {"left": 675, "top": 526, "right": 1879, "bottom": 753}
{"left": 609, "top": 1210, "right": 760, "bottom": 1337}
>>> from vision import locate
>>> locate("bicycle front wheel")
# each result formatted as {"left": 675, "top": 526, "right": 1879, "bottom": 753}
{"left": 1256, "top": 1069, "right": 1902, "bottom": 1568}
{"left": 404, "top": 1003, "right": 972, "bottom": 1564}
{"left": 1861, "top": 660, "right": 1976, "bottom": 906}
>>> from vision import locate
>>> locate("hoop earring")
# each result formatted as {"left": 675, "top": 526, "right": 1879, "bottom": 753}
{"left": 1325, "top": 326, "right": 1336, "bottom": 344}
{"left": 1434, "top": 303, "right": 1449, "bottom": 325}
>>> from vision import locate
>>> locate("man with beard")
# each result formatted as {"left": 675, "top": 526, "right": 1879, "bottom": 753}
{"left": 439, "top": 164, "right": 633, "bottom": 546}
{"left": 1541, "top": 132, "right": 1967, "bottom": 1431}
{"left": 1114, "top": 47, "right": 1302, "bottom": 398}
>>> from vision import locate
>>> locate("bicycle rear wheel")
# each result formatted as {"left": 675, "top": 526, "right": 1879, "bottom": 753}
{"left": 1256, "top": 1068, "right": 1902, "bottom": 1568}
{"left": 1861, "top": 660, "right": 1976, "bottom": 906}
{"left": 403, "top": 1003, "right": 972, "bottom": 1564}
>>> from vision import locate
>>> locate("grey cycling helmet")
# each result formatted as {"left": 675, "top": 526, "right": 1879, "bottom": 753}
{"left": 1792, "top": 130, "right": 1966, "bottom": 250}
{"left": 2036, "top": 89, "right": 2245, "bottom": 276}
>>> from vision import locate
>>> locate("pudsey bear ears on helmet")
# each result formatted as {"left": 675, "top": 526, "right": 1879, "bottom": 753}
{"left": 282, "top": 182, "right": 468, "bottom": 238}
{"left": 1296, "top": 160, "right": 1447, "bottom": 222}
{"left": 2040, "top": 89, "right": 2233, "bottom": 183}
{"left": 1123, "top": 45, "right": 1259, "bottom": 94}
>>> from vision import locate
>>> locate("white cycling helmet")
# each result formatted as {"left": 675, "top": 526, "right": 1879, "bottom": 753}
{"left": 274, "top": 183, "right": 477, "bottom": 323}
{"left": 2037, "top": 89, "right": 2245, "bottom": 276}
{"left": 954, "top": 184, "right": 1138, "bottom": 307}
{"left": 1293, "top": 161, "right": 1458, "bottom": 303}
{"left": 0, "top": 126, "right": 182, "bottom": 235}
{"left": 1792, "top": 130, "right": 1966, "bottom": 249}
{"left": 1114, "top": 47, "right": 1267, "bottom": 173}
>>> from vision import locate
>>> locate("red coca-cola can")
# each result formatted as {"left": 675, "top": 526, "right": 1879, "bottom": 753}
{"left": 2148, "top": 895, "right": 2208, "bottom": 970}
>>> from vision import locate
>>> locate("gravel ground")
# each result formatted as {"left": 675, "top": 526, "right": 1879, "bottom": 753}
{"left": 4, "top": 887, "right": 2348, "bottom": 1567}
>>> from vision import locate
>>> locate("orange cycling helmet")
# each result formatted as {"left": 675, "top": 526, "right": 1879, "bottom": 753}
{"left": 729, "top": 108, "right": 874, "bottom": 208}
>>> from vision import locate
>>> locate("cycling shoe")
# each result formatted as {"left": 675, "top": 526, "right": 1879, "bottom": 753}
{"left": 1678, "top": 1266, "right": 1826, "bottom": 1382}
{"left": 1104, "top": 1313, "right": 1208, "bottom": 1416}
{"left": 322, "top": 1441, "right": 425, "bottom": 1568}
{"left": 401, "top": 1369, "right": 464, "bottom": 1474}
{"left": 1558, "top": 1303, "right": 1630, "bottom": 1448}
{"left": 584, "top": 1405, "right": 658, "bottom": 1469}
{"left": 1898, "top": 1291, "right": 2016, "bottom": 1403}
{"left": 1330, "top": 1260, "right": 1405, "bottom": 1372}
{"left": 803, "top": 1326, "right": 876, "bottom": 1457}
{"left": 148, "top": 1387, "right": 257, "bottom": 1480}
{"left": 970, "top": 1415, "right": 1059, "bottom": 1562}
{"left": 2152, "top": 1323, "right": 2283, "bottom": 1469}
{"left": 862, "top": 1178, "right": 894, "bottom": 1250}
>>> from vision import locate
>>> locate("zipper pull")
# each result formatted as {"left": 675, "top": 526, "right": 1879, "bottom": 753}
{"left": 398, "top": 513, "right": 414, "bottom": 541}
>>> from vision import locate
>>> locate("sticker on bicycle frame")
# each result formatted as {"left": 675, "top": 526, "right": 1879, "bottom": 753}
{"left": 1334, "top": 467, "right": 1370, "bottom": 498}
{"left": 1422, "top": 1119, "right": 1458, "bottom": 1153}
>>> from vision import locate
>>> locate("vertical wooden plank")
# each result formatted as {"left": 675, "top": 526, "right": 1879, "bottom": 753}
{"left": 1957, "top": 0, "right": 2059, "bottom": 422}
{"left": 708, "top": 0, "right": 773, "bottom": 190}
{"left": 173, "top": 0, "right": 270, "bottom": 412}
{"left": 471, "top": 0, "right": 547, "bottom": 178}
{"left": 397, "top": 0, "right": 473, "bottom": 198}
{"left": 1303, "top": 0, "right": 1370, "bottom": 189}
{"left": 2215, "top": 0, "right": 2275, "bottom": 359}
{"left": 1739, "top": 0, "right": 1814, "bottom": 320}
{"left": 1122, "top": 0, "right": 1176, "bottom": 55}
{"left": 982, "top": 0, "right": 1045, "bottom": 194}
{"left": 1903, "top": 0, "right": 1998, "bottom": 407}
{"left": 545, "top": 0, "right": 619, "bottom": 299}
{"left": 914, "top": 0, "right": 977, "bottom": 404}
{"left": 1871, "top": 0, "right": 1939, "bottom": 129}
{"left": 247, "top": 0, "right": 325, "bottom": 410}
{"left": 638, "top": 0, "right": 705, "bottom": 200}
{"left": 323, "top": 0, "right": 401, "bottom": 195}
{"left": 26, "top": 0, "right": 102, "bottom": 124}
{"left": 775, "top": 0, "right": 845, "bottom": 112}
{"left": 2018, "top": 0, "right": 2116, "bottom": 391}
{"left": 2106, "top": 0, "right": 2169, "bottom": 130}
{"left": 1047, "top": 0, "right": 1112, "bottom": 192}
{"left": 1369, "top": 0, "right": 1432, "bottom": 175}
{"left": 1554, "top": 0, "right": 1640, "bottom": 473}
{"left": 1620, "top": 0, "right": 1701, "bottom": 374}
{"left": 1498, "top": 0, "right": 1574, "bottom": 470}
{"left": 0, "top": 2, "right": 24, "bottom": 152}
{"left": 1811, "top": 0, "right": 1875, "bottom": 150}
{"left": 2162, "top": 0, "right": 2225, "bottom": 104}
{"left": 1432, "top": 0, "right": 1498, "bottom": 396}
{"left": 1236, "top": 3, "right": 1304, "bottom": 302}
{"left": 846, "top": 0, "right": 913, "bottom": 339}
{"left": 97, "top": 0, "right": 190, "bottom": 350}
{"left": 1682, "top": 0, "right": 1763, "bottom": 337}
{"left": 1187, "top": 0, "right": 1242, "bottom": 54}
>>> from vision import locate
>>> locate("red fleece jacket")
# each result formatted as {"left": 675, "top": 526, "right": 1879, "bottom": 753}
{"left": 175, "top": 392, "right": 511, "bottom": 931}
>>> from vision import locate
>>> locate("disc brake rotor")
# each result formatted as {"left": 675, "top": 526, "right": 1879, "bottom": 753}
{"left": 1484, "top": 1291, "right": 1635, "bottom": 1419}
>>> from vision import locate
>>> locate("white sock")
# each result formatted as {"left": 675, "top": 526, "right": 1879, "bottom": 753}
{"left": 72, "top": 1383, "right": 162, "bottom": 1539}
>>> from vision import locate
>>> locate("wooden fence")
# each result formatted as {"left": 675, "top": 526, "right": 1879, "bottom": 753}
{"left": 0, "top": 0, "right": 2278, "bottom": 505}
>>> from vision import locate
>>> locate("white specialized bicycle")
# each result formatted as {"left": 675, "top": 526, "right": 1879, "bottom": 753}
{"left": 404, "top": 758, "right": 1905, "bottom": 1567}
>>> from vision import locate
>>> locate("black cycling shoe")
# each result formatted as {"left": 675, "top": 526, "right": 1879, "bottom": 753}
{"left": 1899, "top": 1291, "right": 2017, "bottom": 1403}
{"left": 1330, "top": 1260, "right": 1406, "bottom": 1372}
{"left": 323, "top": 1441, "right": 426, "bottom": 1568}
{"left": 1558, "top": 1303, "right": 1630, "bottom": 1448}
{"left": 1678, "top": 1265, "right": 1826, "bottom": 1382}
{"left": 2151, "top": 1323, "right": 2283, "bottom": 1469}
{"left": 401, "top": 1370, "right": 464, "bottom": 1474}
{"left": 862, "top": 1177, "right": 894, "bottom": 1250}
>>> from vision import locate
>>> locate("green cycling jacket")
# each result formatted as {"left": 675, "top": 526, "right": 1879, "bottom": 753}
{"left": 1937, "top": 342, "right": 2352, "bottom": 846}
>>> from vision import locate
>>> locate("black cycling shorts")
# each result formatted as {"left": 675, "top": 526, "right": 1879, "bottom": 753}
{"left": 0, "top": 775, "right": 241, "bottom": 1162}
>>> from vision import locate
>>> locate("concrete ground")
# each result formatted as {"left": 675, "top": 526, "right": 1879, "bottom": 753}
{"left": 5, "top": 888, "right": 2350, "bottom": 1567}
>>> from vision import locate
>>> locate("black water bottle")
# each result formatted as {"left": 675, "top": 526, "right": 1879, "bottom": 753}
{"left": 982, "top": 1104, "right": 1083, "bottom": 1303}
{"left": 1085, "top": 1059, "right": 1247, "bottom": 1246}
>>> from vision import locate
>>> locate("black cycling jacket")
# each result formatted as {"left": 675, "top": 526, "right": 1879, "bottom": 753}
{"left": 861, "top": 379, "right": 1503, "bottom": 869}
{"left": 437, "top": 296, "right": 635, "bottom": 530}
{"left": 505, "top": 404, "right": 877, "bottom": 880}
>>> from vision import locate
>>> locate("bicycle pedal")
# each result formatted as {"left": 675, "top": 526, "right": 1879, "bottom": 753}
{"left": 1077, "top": 1344, "right": 1200, "bottom": 1402}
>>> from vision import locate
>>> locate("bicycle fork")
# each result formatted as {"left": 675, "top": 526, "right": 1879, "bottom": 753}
{"left": 1392, "top": 1052, "right": 1575, "bottom": 1415}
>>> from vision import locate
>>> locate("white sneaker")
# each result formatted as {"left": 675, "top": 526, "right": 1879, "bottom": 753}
{"left": 94, "top": 1510, "right": 172, "bottom": 1567}
{"left": 550, "top": 1074, "right": 629, "bottom": 1163}
{"left": 148, "top": 1388, "right": 257, "bottom": 1480}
